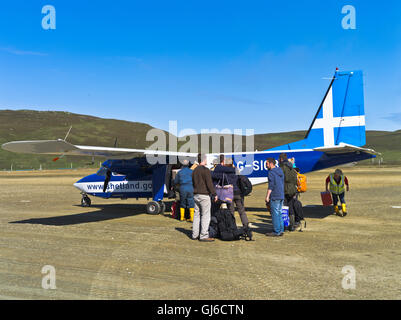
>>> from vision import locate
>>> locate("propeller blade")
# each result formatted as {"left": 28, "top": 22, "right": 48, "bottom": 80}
{"left": 103, "top": 170, "right": 111, "bottom": 193}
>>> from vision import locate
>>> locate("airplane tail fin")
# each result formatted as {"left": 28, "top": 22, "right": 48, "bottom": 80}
{"left": 269, "top": 69, "right": 366, "bottom": 151}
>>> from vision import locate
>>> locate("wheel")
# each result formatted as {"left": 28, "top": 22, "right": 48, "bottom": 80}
{"left": 81, "top": 196, "right": 91, "bottom": 207}
{"left": 146, "top": 201, "right": 161, "bottom": 215}
{"left": 159, "top": 201, "right": 166, "bottom": 214}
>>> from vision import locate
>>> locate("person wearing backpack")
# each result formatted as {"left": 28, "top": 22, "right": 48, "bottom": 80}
{"left": 279, "top": 153, "right": 300, "bottom": 230}
{"left": 211, "top": 156, "right": 250, "bottom": 230}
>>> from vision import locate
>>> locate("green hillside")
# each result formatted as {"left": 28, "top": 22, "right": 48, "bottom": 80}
{"left": 0, "top": 110, "right": 400, "bottom": 170}
{"left": 0, "top": 110, "right": 166, "bottom": 170}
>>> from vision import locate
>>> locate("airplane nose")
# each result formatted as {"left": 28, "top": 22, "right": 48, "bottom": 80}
{"left": 73, "top": 182, "right": 84, "bottom": 192}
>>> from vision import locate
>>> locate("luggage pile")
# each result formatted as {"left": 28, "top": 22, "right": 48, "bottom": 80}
{"left": 209, "top": 203, "right": 253, "bottom": 241}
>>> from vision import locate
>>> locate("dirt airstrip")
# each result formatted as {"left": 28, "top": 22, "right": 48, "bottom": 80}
{"left": 0, "top": 167, "right": 400, "bottom": 299}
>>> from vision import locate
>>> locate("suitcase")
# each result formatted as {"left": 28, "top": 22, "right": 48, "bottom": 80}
{"left": 171, "top": 201, "right": 178, "bottom": 219}
{"left": 321, "top": 191, "right": 333, "bottom": 206}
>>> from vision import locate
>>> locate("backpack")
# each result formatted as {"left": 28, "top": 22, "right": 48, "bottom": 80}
{"left": 238, "top": 175, "right": 253, "bottom": 196}
{"left": 297, "top": 173, "right": 307, "bottom": 193}
{"left": 282, "top": 164, "right": 298, "bottom": 197}
{"left": 211, "top": 206, "right": 253, "bottom": 241}
{"left": 214, "top": 208, "right": 242, "bottom": 241}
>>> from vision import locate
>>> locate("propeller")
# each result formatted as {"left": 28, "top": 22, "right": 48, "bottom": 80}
{"left": 103, "top": 169, "right": 112, "bottom": 193}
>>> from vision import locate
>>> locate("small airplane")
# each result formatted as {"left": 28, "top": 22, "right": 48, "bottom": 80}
{"left": 2, "top": 69, "right": 378, "bottom": 214}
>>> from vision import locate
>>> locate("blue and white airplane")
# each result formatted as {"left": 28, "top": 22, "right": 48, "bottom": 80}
{"left": 2, "top": 69, "right": 377, "bottom": 214}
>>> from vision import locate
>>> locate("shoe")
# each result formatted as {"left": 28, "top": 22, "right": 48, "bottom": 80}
{"left": 279, "top": 233, "right": 284, "bottom": 236}
{"left": 341, "top": 204, "right": 347, "bottom": 217}
{"left": 180, "top": 208, "right": 185, "bottom": 221}
{"left": 334, "top": 205, "right": 341, "bottom": 216}
{"left": 199, "top": 238, "right": 215, "bottom": 242}
{"left": 191, "top": 237, "right": 199, "bottom": 240}
{"left": 265, "top": 232, "right": 281, "bottom": 237}
{"left": 189, "top": 208, "right": 194, "bottom": 222}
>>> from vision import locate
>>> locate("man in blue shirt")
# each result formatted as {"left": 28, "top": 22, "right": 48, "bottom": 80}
{"left": 265, "top": 157, "right": 285, "bottom": 237}
{"left": 173, "top": 159, "right": 195, "bottom": 222}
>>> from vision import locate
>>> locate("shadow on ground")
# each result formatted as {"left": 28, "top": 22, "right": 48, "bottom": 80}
{"left": 175, "top": 227, "right": 193, "bottom": 239}
{"left": 9, "top": 204, "right": 146, "bottom": 226}
{"left": 302, "top": 205, "right": 333, "bottom": 219}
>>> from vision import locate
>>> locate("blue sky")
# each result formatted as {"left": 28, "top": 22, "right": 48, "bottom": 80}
{"left": 0, "top": 0, "right": 400, "bottom": 135}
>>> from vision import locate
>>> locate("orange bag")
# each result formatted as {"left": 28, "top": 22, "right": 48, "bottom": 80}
{"left": 297, "top": 173, "right": 307, "bottom": 193}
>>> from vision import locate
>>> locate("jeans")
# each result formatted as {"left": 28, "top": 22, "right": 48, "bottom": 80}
{"left": 270, "top": 199, "right": 284, "bottom": 235}
{"left": 332, "top": 193, "right": 345, "bottom": 205}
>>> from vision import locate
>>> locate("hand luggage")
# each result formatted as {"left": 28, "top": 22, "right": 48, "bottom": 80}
{"left": 215, "top": 173, "right": 234, "bottom": 203}
{"left": 321, "top": 191, "right": 333, "bottom": 206}
{"left": 171, "top": 201, "right": 178, "bottom": 219}
{"left": 282, "top": 206, "right": 290, "bottom": 227}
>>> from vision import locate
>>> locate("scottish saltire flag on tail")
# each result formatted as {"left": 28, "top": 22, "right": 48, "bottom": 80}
{"left": 270, "top": 69, "right": 366, "bottom": 150}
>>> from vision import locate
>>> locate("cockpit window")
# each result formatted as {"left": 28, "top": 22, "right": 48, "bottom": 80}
{"left": 96, "top": 166, "right": 108, "bottom": 176}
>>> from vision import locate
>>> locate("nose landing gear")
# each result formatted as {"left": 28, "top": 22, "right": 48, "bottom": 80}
{"left": 81, "top": 194, "right": 91, "bottom": 207}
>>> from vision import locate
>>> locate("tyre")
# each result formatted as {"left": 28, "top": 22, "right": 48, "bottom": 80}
{"left": 81, "top": 196, "right": 91, "bottom": 207}
{"left": 146, "top": 201, "right": 161, "bottom": 215}
{"left": 159, "top": 201, "right": 166, "bottom": 214}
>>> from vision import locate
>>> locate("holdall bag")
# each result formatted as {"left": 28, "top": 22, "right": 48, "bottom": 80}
{"left": 213, "top": 203, "right": 241, "bottom": 241}
{"left": 321, "top": 191, "right": 333, "bottom": 206}
{"left": 215, "top": 173, "right": 234, "bottom": 203}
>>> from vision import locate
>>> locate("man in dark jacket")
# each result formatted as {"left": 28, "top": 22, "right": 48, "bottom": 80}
{"left": 265, "top": 157, "right": 285, "bottom": 236}
{"left": 211, "top": 155, "right": 249, "bottom": 229}
{"left": 279, "top": 153, "right": 300, "bottom": 229}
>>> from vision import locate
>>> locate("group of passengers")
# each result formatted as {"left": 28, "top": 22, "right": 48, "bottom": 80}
{"left": 173, "top": 154, "right": 244, "bottom": 242}
{"left": 173, "top": 152, "right": 349, "bottom": 241}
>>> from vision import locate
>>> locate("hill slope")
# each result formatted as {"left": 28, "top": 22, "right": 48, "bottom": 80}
{"left": 0, "top": 110, "right": 400, "bottom": 169}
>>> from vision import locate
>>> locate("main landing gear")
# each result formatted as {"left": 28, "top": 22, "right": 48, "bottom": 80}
{"left": 146, "top": 201, "right": 166, "bottom": 215}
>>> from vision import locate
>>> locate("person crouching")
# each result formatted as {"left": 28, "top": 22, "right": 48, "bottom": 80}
{"left": 325, "top": 169, "right": 350, "bottom": 217}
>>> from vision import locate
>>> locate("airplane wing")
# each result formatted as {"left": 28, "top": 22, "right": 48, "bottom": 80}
{"left": 313, "top": 143, "right": 379, "bottom": 155}
{"left": 1, "top": 139, "right": 197, "bottom": 159}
